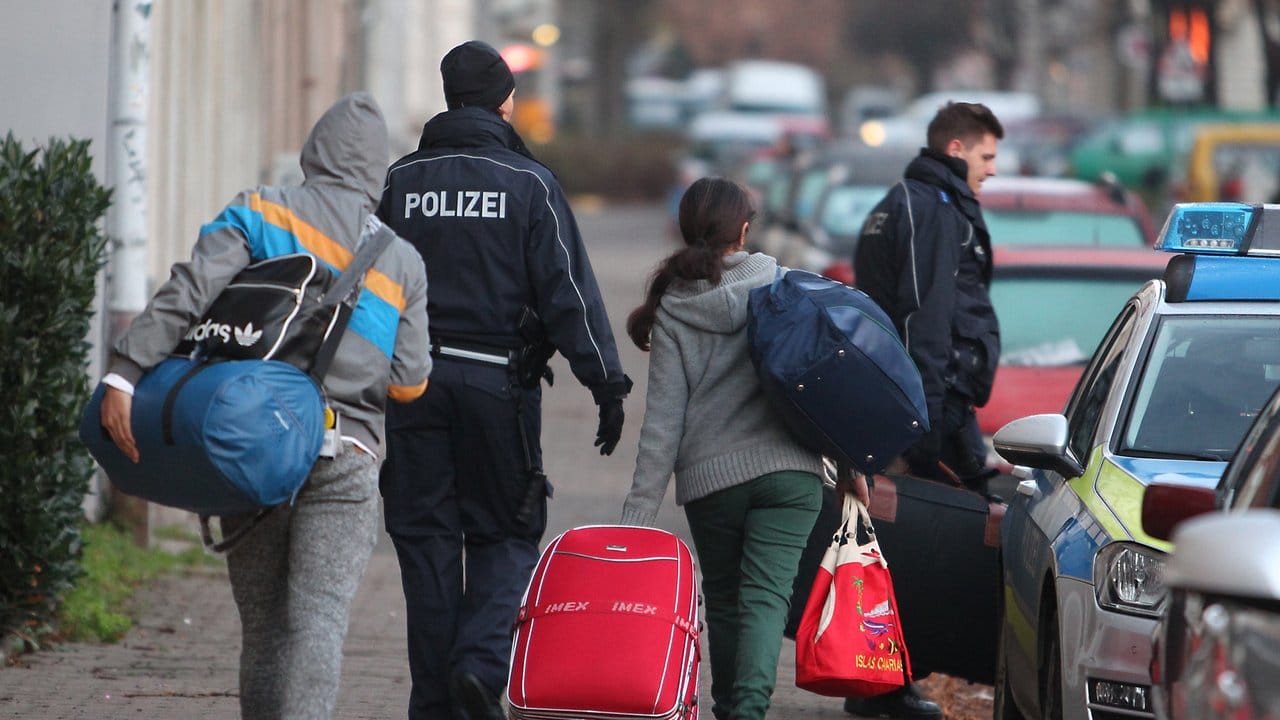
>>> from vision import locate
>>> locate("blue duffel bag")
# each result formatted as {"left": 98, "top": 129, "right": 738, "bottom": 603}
{"left": 79, "top": 357, "right": 325, "bottom": 517}
{"left": 79, "top": 220, "right": 398, "bottom": 532}
{"left": 748, "top": 269, "right": 929, "bottom": 475}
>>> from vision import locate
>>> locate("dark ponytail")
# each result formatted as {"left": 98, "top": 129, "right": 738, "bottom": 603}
{"left": 627, "top": 177, "right": 755, "bottom": 350}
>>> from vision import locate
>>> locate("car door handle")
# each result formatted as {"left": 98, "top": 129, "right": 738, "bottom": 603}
{"left": 1016, "top": 479, "right": 1038, "bottom": 497}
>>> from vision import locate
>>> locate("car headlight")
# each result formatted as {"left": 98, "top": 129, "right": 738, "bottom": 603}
{"left": 1094, "top": 542, "right": 1167, "bottom": 617}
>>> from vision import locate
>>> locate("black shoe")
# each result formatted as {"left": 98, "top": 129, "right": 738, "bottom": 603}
{"left": 843, "top": 683, "right": 941, "bottom": 719}
{"left": 450, "top": 671, "right": 506, "bottom": 720}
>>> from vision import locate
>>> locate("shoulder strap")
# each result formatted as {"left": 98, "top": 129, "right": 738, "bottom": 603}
{"left": 310, "top": 217, "right": 398, "bottom": 384}
{"left": 321, "top": 217, "right": 397, "bottom": 307}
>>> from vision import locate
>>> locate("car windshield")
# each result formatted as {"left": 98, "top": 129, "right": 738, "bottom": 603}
{"left": 765, "top": 173, "right": 791, "bottom": 216}
{"left": 1123, "top": 316, "right": 1280, "bottom": 460}
{"left": 818, "top": 185, "right": 885, "bottom": 236}
{"left": 991, "top": 274, "right": 1148, "bottom": 367}
{"left": 793, "top": 168, "right": 831, "bottom": 221}
{"left": 985, "top": 210, "right": 1146, "bottom": 247}
{"left": 744, "top": 158, "right": 782, "bottom": 188}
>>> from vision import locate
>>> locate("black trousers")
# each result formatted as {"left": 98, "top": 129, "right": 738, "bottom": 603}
{"left": 939, "top": 391, "right": 987, "bottom": 479}
{"left": 380, "top": 359, "right": 547, "bottom": 720}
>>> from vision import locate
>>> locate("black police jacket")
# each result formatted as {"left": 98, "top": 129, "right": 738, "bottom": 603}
{"left": 853, "top": 149, "right": 1000, "bottom": 427}
{"left": 377, "top": 107, "right": 627, "bottom": 401}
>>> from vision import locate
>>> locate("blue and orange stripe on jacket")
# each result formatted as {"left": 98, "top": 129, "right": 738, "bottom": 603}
{"left": 200, "top": 193, "right": 417, "bottom": 398}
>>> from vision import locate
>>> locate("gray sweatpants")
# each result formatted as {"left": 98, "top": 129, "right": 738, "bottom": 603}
{"left": 223, "top": 445, "right": 380, "bottom": 720}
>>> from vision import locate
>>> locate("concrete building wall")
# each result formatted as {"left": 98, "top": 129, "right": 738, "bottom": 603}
{"left": 147, "top": 0, "right": 472, "bottom": 278}
{"left": 0, "top": 1, "right": 113, "bottom": 175}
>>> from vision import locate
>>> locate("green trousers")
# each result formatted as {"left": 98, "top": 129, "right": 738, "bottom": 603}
{"left": 684, "top": 470, "right": 822, "bottom": 720}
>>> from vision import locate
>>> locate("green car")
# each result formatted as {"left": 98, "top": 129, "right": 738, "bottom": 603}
{"left": 1069, "top": 107, "right": 1280, "bottom": 192}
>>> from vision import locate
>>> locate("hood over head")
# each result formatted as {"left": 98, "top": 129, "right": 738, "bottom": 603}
{"left": 660, "top": 252, "right": 777, "bottom": 334}
{"left": 300, "top": 92, "right": 388, "bottom": 210}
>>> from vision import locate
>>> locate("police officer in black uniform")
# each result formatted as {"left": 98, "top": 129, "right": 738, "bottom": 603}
{"left": 377, "top": 41, "right": 631, "bottom": 720}
{"left": 843, "top": 101, "right": 1003, "bottom": 720}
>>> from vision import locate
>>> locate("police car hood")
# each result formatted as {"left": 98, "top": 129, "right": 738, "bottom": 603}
{"left": 299, "top": 92, "right": 388, "bottom": 210}
{"left": 659, "top": 252, "right": 776, "bottom": 334}
{"left": 1095, "top": 455, "right": 1227, "bottom": 547}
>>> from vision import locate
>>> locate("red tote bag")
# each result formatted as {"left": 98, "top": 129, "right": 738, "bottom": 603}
{"left": 795, "top": 493, "right": 912, "bottom": 697}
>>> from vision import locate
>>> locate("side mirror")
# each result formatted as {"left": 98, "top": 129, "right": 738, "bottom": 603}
{"left": 1165, "top": 510, "right": 1280, "bottom": 596}
{"left": 992, "top": 414, "right": 1084, "bottom": 478}
{"left": 1141, "top": 482, "right": 1217, "bottom": 542}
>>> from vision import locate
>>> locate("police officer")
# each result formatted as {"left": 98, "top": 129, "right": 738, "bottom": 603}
{"left": 855, "top": 101, "right": 1001, "bottom": 488}
{"left": 376, "top": 40, "right": 631, "bottom": 720}
{"left": 841, "top": 101, "right": 1003, "bottom": 720}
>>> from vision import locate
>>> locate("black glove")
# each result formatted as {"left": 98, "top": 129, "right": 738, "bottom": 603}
{"left": 594, "top": 398, "right": 625, "bottom": 456}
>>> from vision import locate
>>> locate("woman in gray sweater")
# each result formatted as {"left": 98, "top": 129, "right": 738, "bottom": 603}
{"left": 620, "top": 177, "right": 823, "bottom": 720}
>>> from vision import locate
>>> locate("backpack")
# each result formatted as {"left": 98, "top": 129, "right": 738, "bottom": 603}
{"left": 747, "top": 269, "right": 929, "bottom": 475}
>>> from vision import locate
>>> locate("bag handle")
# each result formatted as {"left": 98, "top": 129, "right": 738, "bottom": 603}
{"left": 199, "top": 509, "right": 272, "bottom": 554}
{"left": 839, "top": 492, "right": 888, "bottom": 569}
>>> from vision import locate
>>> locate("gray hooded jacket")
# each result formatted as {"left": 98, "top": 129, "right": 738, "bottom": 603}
{"left": 621, "top": 252, "right": 822, "bottom": 527}
{"left": 109, "top": 92, "right": 431, "bottom": 458}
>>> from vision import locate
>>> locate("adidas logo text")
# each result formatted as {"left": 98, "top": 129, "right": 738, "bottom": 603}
{"left": 184, "top": 319, "right": 232, "bottom": 344}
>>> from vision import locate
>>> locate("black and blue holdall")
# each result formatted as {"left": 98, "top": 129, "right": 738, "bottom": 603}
{"left": 80, "top": 220, "right": 396, "bottom": 547}
{"left": 747, "top": 269, "right": 929, "bottom": 475}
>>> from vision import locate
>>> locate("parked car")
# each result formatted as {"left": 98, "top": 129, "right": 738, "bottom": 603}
{"left": 1069, "top": 108, "right": 1280, "bottom": 194}
{"left": 1141, "top": 382, "right": 1280, "bottom": 719}
{"left": 838, "top": 84, "right": 906, "bottom": 138}
{"left": 999, "top": 113, "right": 1101, "bottom": 177}
{"left": 720, "top": 59, "right": 828, "bottom": 131}
{"left": 977, "top": 246, "right": 1168, "bottom": 449}
{"left": 982, "top": 175, "right": 1158, "bottom": 248}
{"left": 781, "top": 143, "right": 914, "bottom": 281}
{"left": 991, "top": 202, "right": 1280, "bottom": 720}
{"left": 1179, "top": 122, "right": 1280, "bottom": 203}
{"left": 816, "top": 174, "right": 1158, "bottom": 286}
{"left": 856, "top": 89, "right": 1041, "bottom": 151}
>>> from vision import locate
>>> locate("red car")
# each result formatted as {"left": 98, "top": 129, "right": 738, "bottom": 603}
{"left": 819, "top": 175, "right": 1157, "bottom": 282}
{"left": 976, "top": 246, "right": 1170, "bottom": 438}
{"left": 981, "top": 174, "right": 1158, "bottom": 247}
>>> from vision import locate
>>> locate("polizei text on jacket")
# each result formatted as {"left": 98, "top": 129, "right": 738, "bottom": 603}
{"left": 401, "top": 190, "right": 507, "bottom": 219}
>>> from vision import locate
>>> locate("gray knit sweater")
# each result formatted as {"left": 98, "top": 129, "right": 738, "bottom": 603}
{"left": 621, "top": 252, "right": 823, "bottom": 527}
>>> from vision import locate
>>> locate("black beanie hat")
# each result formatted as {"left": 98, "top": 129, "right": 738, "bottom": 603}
{"left": 441, "top": 40, "right": 515, "bottom": 110}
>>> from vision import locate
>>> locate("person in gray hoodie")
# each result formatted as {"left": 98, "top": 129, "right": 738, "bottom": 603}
{"left": 98, "top": 92, "right": 431, "bottom": 720}
{"left": 621, "top": 177, "right": 833, "bottom": 720}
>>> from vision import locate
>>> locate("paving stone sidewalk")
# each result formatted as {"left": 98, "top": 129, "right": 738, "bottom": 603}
{"left": 0, "top": 529, "right": 878, "bottom": 720}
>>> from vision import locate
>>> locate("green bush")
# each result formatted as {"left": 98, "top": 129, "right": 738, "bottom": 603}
{"left": 0, "top": 134, "right": 111, "bottom": 642}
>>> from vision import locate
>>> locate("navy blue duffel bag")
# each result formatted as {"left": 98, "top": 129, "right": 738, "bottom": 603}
{"left": 748, "top": 269, "right": 929, "bottom": 475}
{"left": 79, "top": 357, "right": 326, "bottom": 517}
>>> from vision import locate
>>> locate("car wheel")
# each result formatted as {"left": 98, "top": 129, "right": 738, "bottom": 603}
{"left": 992, "top": 580, "right": 1026, "bottom": 719}
{"left": 1040, "top": 607, "right": 1064, "bottom": 720}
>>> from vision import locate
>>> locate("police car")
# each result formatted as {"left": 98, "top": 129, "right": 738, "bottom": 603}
{"left": 990, "top": 203, "right": 1280, "bottom": 720}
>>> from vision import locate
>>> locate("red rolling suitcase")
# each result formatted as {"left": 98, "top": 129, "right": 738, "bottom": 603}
{"left": 507, "top": 525, "right": 700, "bottom": 720}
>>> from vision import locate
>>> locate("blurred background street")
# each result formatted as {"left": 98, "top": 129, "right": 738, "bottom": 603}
{"left": 4, "top": 0, "right": 1280, "bottom": 717}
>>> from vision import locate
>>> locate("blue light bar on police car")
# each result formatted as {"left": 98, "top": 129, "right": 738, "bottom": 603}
{"left": 1156, "top": 202, "right": 1280, "bottom": 256}
{"left": 1156, "top": 203, "right": 1252, "bottom": 254}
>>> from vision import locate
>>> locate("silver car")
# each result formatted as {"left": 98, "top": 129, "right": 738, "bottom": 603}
{"left": 1142, "top": 382, "right": 1280, "bottom": 720}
